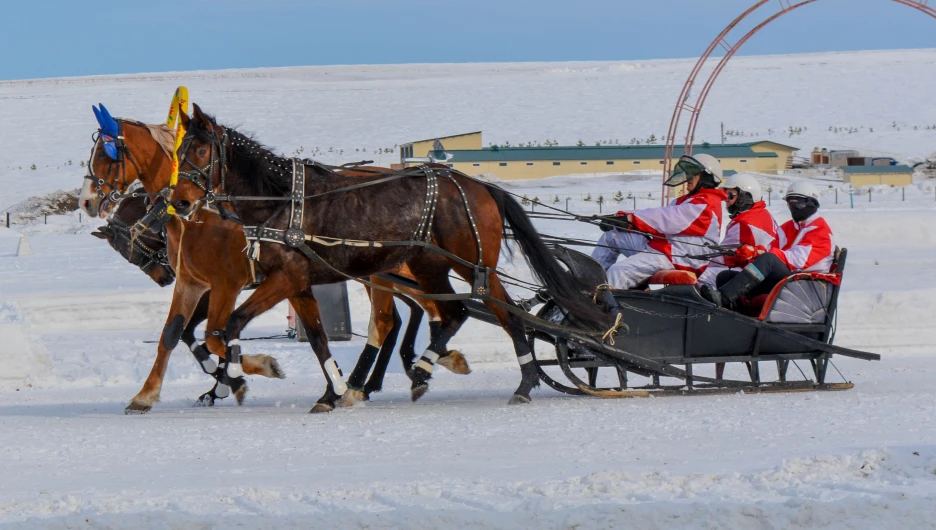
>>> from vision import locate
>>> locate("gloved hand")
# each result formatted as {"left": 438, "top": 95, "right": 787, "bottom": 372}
{"left": 735, "top": 244, "right": 766, "bottom": 262}
{"left": 598, "top": 213, "right": 632, "bottom": 232}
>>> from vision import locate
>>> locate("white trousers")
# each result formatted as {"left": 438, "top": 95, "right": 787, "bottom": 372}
{"left": 592, "top": 230, "right": 673, "bottom": 289}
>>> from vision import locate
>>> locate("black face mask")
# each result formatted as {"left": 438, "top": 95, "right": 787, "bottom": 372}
{"left": 787, "top": 197, "right": 819, "bottom": 223}
{"left": 727, "top": 191, "right": 755, "bottom": 218}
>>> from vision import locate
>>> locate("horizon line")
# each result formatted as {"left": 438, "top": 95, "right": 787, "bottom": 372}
{"left": 2, "top": 46, "right": 934, "bottom": 84}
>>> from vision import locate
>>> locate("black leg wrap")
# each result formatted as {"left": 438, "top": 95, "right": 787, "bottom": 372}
{"left": 161, "top": 315, "right": 185, "bottom": 350}
{"left": 348, "top": 344, "right": 379, "bottom": 390}
{"left": 190, "top": 342, "right": 218, "bottom": 375}
{"left": 228, "top": 343, "right": 241, "bottom": 365}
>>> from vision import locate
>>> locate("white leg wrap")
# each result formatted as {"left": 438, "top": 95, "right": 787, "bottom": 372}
{"left": 226, "top": 362, "right": 243, "bottom": 378}
{"left": 517, "top": 353, "right": 533, "bottom": 365}
{"left": 215, "top": 383, "right": 230, "bottom": 398}
{"left": 324, "top": 358, "right": 348, "bottom": 395}
{"left": 422, "top": 350, "right": 440, "bottom": 363}
{"left": 227, "top": 339, "right": 241, "bottom": 347}
{"left": 201, "top": 358, "right": 218, "bottom": 373}
{"left": 414, "top": 359, "right": 434, "bottom": 373}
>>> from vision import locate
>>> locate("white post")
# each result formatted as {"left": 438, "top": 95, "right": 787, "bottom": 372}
{"left": 16, "top": 236, "right": 33, "bottom": 257}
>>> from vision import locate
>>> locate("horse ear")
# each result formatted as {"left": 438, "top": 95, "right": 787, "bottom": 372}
{"left": 91, "top": 228, "right": 109, "bottom": 240}
{"left": 192, "top": 103, "right": 212, "bottom": 128}
{"left": 179, "top": 105, "right": 191, "bottom": 128}
{"left": 97, "top": 103, "right": 119, "bottom": 137}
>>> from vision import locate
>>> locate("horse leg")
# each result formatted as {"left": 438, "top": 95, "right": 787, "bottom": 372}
{"left": 468, "top": 269, "right": 539, "bottom": 405}
{"left": 221, "top": 271, "right": 297, "bottom": 392}
{"left": 431, "top": 300, "right": 472, "bottom": 376}
{"left": 197, "top": 281, "right": 284, "bottom": 407}
{"left": 339, "top": 286, "right": 396, "bottom": 407}
{"left": 394, "top": 295, "right": 424, "bottom": 374}
{"left": 407, "top": 272, "right": 469, "bottom": 401}
{"left": 180, "top": 292, "right": 228, "bottom": 403}
{"left": 288, "top": 290, "right": 348, "bottom": 414}
{"left": 126, "top": 280, "right": 207, "bottom": 414}
{"left": 362, "top": 301, "right": 403, "bottom": 400}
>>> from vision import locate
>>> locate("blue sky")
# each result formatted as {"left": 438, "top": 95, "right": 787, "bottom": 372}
{"left": 2, "top": 0, "right": 934, "bottom": 80}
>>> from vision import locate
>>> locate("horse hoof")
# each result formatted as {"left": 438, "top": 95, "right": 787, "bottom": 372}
{"left": 437, "top": 350, "right": 471, "bottom": 375}
{"left": 234, "top": 383, "right": 248, "bottom": 406}
{"left": 362, "top": 385, "right": 380, "bottom": 400}
{"left": 124, "top": 402, "right": 152, "bottom": 415}
{"left": 268, "top": 357, "right": 286, "bottom": 379}
{"left": 337, "top": 388, "right": 365, "bottom": 408}
{"left": 195, "top": 392, "right": 216, "bottom": 407}
{"left": 411, "top": 384, "right": 429, "bottom": 402}
{"left": 507, "top": 394, "right": 531, "bottom": 405}
{"left": 310, "top": 403, "right": 334, "bottom": 414}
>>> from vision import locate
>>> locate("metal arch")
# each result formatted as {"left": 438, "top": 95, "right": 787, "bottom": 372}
{"left": 662, "top": 0, "right": 936, "bottom": 204}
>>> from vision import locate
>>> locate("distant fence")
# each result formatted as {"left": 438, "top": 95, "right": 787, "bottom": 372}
{"left": 520, "top": 183, "right": 936, "bottom": 215}
{"left": 3, "top": 211, "right": 86, "bottom": 228}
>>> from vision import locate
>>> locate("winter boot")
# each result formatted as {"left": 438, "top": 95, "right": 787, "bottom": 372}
{"left": 714, "top": 265, "right": 763, "bottom": 311}
{"left": 699, "top": 284, "right": 723, "bottom": 307}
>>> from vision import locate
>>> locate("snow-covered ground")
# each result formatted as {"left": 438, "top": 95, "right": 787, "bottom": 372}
{"left": 2, "top": 51, "right": 936, "bottom": 528}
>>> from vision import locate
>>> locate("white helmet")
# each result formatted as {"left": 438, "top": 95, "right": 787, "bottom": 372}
{"left": 722, "top": 173, "right": 762, "bottom": 202}
{"left": 784, "top": 180, "right": 820, "bottom": 205}
{"left": 691, "top": 153, "right": 723, "bottom": 183}
{"left": 665, "top": 153, "right": 724, "bottom": 187}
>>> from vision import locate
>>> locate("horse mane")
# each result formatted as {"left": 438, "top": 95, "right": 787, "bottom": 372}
{"left": 144, "top": 124, "right": 176, "bottom": 160}
{"left": 187, "top": 112, "right": 292, "bottom": 197}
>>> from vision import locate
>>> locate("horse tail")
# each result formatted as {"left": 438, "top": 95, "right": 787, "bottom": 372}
{"left": 486, "top": 184, "right": 612, "bottom": 332}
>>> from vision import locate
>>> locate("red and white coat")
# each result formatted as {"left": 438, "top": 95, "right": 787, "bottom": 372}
{"left": 629, "top": 188, "right": 727, "bottom": 275}
{"left": 698, "top": 201, "right": 778, "bottom": 286}
{"left": 771, "top": 213, "right": 835, "bottom": 273}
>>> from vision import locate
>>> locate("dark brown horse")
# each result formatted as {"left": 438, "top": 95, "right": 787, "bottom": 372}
{"left": 170, "top": 104, "right": 610, "bottom": 407}
{"left": 91, "top": 195, "right": 175, "bottom": 288}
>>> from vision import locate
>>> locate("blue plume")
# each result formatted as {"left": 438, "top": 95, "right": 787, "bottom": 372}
{"left": 97, "top": 103, "right": 119, "bottom": 138}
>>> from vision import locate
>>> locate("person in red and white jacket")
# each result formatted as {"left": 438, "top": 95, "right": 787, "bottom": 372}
{"left": 593, "top": 153, "right": 726, "bottom": 289}
{"left": 698, "top": 173, "right": 778, "bottom": 287}
{"left": 701, "top": 181, "right": 834, "bottom": 310}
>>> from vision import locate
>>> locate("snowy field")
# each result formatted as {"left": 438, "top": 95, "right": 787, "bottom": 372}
{"left": 2, "top": 51, "right": 936, "bottom": 528}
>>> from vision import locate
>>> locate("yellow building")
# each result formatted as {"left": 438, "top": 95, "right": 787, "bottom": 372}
{"left": 400, "top": 133, "right": 798, "bottom": 180}
{"left": 743, "top": 141, "right": 799, "bottom": 174}
{"left": 842, "top": 165, "right": 914, "bottom": 187}
{"left": 399, "top": 132, "right": 482, "bottom": 161}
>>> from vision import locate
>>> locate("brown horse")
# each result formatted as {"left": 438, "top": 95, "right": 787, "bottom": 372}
{"left": 79, "top": 108, "right": 465, "bottom": 413}
{"left": 80, "top": 114, "right": 287, "bottom": 412}
{"left": 90, "top": 195, "right": 226, "bottom": 372}
{"left": 170, "top": 104, "right": 610, "bottom": 407}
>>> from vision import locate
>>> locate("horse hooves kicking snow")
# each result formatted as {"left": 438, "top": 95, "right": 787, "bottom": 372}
{"left": 437, "top": 350, "right": 471, "bottom": 375}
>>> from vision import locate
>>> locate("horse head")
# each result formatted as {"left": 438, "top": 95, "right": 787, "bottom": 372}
{"left": 169, "top": 104, "right": 228, "bottom": 218}
{"left": 79, "top": 104, "right": 172, "bottom": 218}
{"left": 91, "top": 196, "right": 175, "bottom": 287}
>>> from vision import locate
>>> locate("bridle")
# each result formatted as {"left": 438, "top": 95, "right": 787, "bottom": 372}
{"left": 177, "top": 126, "right": 228, "bottom": 207}
{"left": 84, "top": 119, "right": 153, "bottom": 204}
{"left": 105, "top": 205, "right": 174, "bottom": 279}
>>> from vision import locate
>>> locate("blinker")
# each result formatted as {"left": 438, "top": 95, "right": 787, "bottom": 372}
{"left": 103, "top": 136, "right": 119, "bottom": 160}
